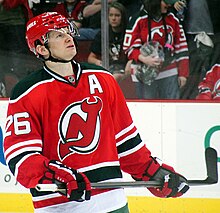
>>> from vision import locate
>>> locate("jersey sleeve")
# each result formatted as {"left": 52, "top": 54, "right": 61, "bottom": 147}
{"left": 4, "top": 88, "right": 49, "bottom": 189}
{"left": 172, "top": 15, "right": 189, "bottom": 78}
{"left": 123, "top": 13, "right": 142, "bottom": 62}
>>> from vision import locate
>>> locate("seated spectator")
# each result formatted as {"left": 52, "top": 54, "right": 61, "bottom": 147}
{"left": 30, "top": 0, "right": 59, "bottom": 16}
{"left": 0, "top": 3, "right": 29, "bottom": 54}
{"left": 196, "top": 64, "right": 220, "bottom": 100}
{"left": 2, "top": 0, "right": 33, "bottom": 20}
{"left": 51, "top": 0, "right": 87, "bottom": 28}
{"left": 117, "top": 0, "right": 142, "bottom": 20}
{"left": 78, "top": 0, "right": 117, "bottom": 41}
{"left": 88, "top": 1, "right": 128, "bottom": 82}
{"left": 0, "top": 1, "right": 32, "bottom": 96}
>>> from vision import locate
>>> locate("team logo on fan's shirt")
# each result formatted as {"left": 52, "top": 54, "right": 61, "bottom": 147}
{"left": 150, "top": 25, "right": 173, "bottom": 45}
{"left": 58, "top": 96, "right": 102, "bottom": 160}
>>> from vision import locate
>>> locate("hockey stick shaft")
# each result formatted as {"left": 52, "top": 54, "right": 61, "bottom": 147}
{"left": 35, "top": 178, "right": 213, "bottom": 192}
{"left": 36, "top": 147, "right": 218, "bottom": 191}
{"left": 35, "top": 181, "right": 161, "bottom": 192}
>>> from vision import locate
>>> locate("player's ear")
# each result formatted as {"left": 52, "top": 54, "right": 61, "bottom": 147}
{"left": 36, "top": 45, "right": 49, "bottom": 57}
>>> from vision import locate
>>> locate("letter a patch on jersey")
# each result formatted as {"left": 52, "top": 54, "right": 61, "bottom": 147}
{"left": 58, "top": 96, "right": 102, "bottom": 160}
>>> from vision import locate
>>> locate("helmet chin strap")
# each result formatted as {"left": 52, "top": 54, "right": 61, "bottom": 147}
{"left": 44, "top": 48, "right": 74, "bottom": 63}
{"left": 43, "top": 42, "right": 75, "bottom": 63}
{"left": 45, "top": 54, "right": 74, "bottom": 63}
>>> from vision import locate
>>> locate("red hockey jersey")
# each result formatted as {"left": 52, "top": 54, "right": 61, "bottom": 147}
{"left": 123, "top": 10, "right": 189, "bottom": 79}
{"left": 4, "top": 62, "right": 152, "bottom": 212}
{"left": 196, "top": 64, "right": 220, "bottom": 100}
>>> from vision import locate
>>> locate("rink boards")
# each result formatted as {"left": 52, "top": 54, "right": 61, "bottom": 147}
{"left": 0, "top": 99, "right": 220, "bottom": 213}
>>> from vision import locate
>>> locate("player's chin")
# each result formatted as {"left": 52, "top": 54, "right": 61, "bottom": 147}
{"left": 66, "top": 49, "right": 77, "bottom": 59}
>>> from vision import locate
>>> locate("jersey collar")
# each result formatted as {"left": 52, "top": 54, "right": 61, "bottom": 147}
{"left": 43, "top": 60, "right": 82, "bottom": 86}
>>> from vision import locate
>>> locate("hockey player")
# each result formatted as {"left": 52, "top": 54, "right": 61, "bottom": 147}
{"left": 196, "top": 64, "right": 220, "bottom": 100}
{"left": 4, "top": 12, "right": 189, "bottom": 212}
{"left": 123, "top": 0, "right": 189, "bottom": 99}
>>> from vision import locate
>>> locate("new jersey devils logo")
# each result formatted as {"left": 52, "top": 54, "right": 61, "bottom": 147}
{"left": 58, "top": 96, "right": 102, "bottom": 160}
{"left": 150, "top": 25, "right": 173, "bottom": 45}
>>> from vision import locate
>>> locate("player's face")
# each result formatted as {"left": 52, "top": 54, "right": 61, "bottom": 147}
{"left": 161, "top": 0, "right": 171, "bottom": 13}
{"left": 47, "top": 27, "right": 77, "bottom": 61}
{"left": 109, "top": 7, "right": 122, "bottom": 28}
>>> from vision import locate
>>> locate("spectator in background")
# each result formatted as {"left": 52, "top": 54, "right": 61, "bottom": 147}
{"left": 123, "top": 0, "right": 189, "bottom": 99}
{"left": 0, "top": 0, "right": 33, "bottom": 96}
{"left": 117, "top": 0, "right": 142, "bottom": 20}
{"left": 80, "top": 0, "right": 142, "bottom": 41}
{"left": 207, "top": 0, "right": 220, "bottom": 67}
{"left": 88, "top": 1, "right": 128, "bottom": 82}
{"left": 78, "top": 0, "right": 117, "bottom": 41}
{"left": 169, "top": 0, "right": 188, "bottom": 26}
{"left": 196, "top": 64, "right": 220, "bottom": 100}
{"left": 0, "top": 1, "right": 31, "bottom": 54}
{"left": 50, "top": 0, "right": 87, "bottom": 28}
{"left": 30, "top": 0, "right": 60, "bottom": 16}
{"left": 2, "top": 0, "right": 34, "bottom": 20}
{"left": 180, "top": 0, "right": 214, "bottom": 99}
{"left": 30, "top": 0, "right": 87, "bottom": 28}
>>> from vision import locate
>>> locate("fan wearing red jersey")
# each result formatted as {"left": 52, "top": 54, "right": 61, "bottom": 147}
{"left": 3, "top": 12, "right": 189, "bottom": 213}
{"left": 123, "top": 0, "right": 189, "bottom": 99}
{"left": 196, "top": 64, "right": 220, "bottom": 100}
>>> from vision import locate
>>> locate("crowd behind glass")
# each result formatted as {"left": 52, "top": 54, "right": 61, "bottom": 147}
{"left": 0, "top": 0, "right": 219, "bottom": 100}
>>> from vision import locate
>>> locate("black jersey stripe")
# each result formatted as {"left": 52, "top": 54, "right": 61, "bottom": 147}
{"left": 117, "top": 133, "right": 142, "bottom": 154}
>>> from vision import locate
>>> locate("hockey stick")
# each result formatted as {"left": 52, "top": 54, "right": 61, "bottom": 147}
{"left": 36, "top": 147, "right": 218, "bottom": 192}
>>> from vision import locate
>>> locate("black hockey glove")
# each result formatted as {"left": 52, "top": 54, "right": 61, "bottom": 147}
{"left": 134, "top": 157, "right": 189, "bottom": 198}
{"left": 40, "top": 160, "right": 91, "bottom": 201}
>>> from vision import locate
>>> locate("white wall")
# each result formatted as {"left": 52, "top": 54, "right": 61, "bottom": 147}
{"left": 0, "top": 100, "right": 219, "bottom": 198}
